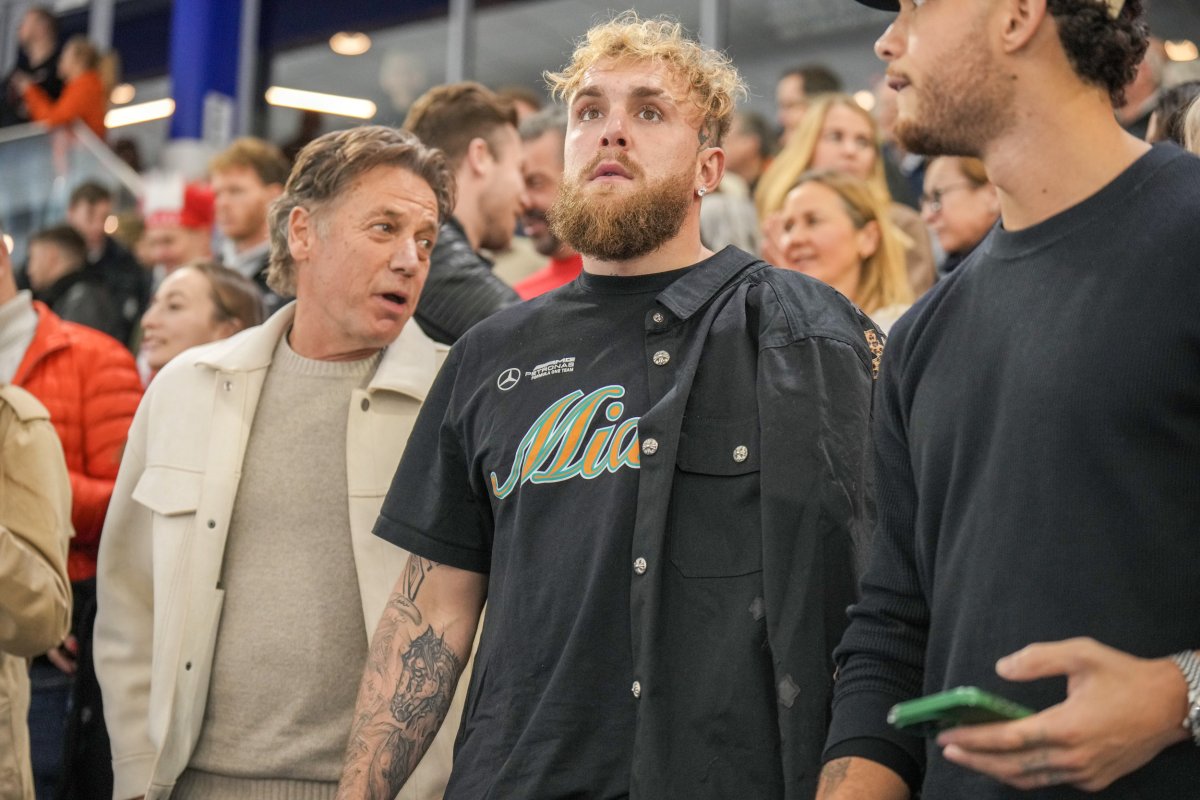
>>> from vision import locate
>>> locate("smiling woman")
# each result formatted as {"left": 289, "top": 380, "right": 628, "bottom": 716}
{"left": 139, "top": 261, "right": 263, "bottom": 380}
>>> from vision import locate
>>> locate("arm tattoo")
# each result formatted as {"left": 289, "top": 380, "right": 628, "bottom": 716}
{"left": 364, "top": 627, "right": 462, "bottom": 798}
{"left": 339, "top": 557, "right": 463, "bottom": 800}
{"left": 816, "top": 758, "right": 852, "bottom": 798}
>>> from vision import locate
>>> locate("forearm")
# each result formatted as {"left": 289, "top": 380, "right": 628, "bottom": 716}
{"left": 338, "top": 556, "right": 484, "bottom": 799}
{"left": 817, "top": 757, "right": 909, "bottom": 800}
{"left": 0, "top": 525, "right": 71, "bottom": 656}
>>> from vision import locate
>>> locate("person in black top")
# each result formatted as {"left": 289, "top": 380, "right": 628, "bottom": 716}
{"left": 820, "top": 0, "right": 1200, "bottom": 798}
{"left": 402, "top": 83, "right": 525, "bottom": 344}
{"left": 337, "top": 13, "right": 881, "bottom": 800}
{"left": 27, "top": 224, "right": 125, "bottom": 343}
{"left": 66, "top": 181, "right": 150, "bottom": 348}
{"left": 0, "top": 6, "right": 61, "bottom": 129}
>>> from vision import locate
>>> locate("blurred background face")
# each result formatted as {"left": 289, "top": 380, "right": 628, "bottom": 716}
{"left": 520, "top": 129, "right": 567, "bottom": 257}
{"left": 212, "top": 166, "right": 280, "bottom": 245}
{"left": 723, "top": 113, "right": 766, "bottom": 185}
{"left": 479, "top": 126, "right": 529, "bottom": 252}
{"left": 67, "top": 200, "right": 111, "bottom": 252}
{"left": 26, "top": 242, "right": 70, "bottom": 291}
{"left": 776, "top": 74, "right": 807, "bottom": 144}
{"left": 145, "top": 225, "right": 209, "bottom": 272}
{"left": 810, "top": 104, "right": 877, "bottom": 181}
{"left": 775, "top": 181, "right": 873, "bottom": 298}
{"left": 921, "top": 158, "right": 999, "bottom": 255}
{"left": 140, "top": 266, "right": 234, "bottom": 371}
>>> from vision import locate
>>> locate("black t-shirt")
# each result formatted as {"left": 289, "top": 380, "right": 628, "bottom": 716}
{"left": 377, "top": 265, "right": 694, "bottom": 799}
{"left": 827, "top": 144, "right": 1200, "bottom": 796}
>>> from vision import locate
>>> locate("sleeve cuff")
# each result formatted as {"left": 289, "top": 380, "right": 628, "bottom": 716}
{"left": 111, "top": 751, "right": 155, "bottom": 800}
{"left": 373, "top": 512, "right": 490, "bottom": 574}
{"left": 825, "top": 688, "right": 925, "bottom": 789}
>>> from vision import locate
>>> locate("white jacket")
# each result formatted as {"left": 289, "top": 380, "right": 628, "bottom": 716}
{"left": 95, "top": 306, "right": 464, "bottom": 800}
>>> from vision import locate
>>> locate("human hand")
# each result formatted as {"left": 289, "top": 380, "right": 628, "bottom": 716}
{"left": 938, "top": 637, "right": 1191, "bottom": 791}
{"left": 46, "top": 635, "right": 78, "bottom": 675}
{"left": 10, "top": 71, "right": 31, "bottom": 93}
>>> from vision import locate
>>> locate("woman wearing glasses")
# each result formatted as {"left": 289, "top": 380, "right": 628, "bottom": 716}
{"left": 920, "top": 157, "right": 1000, "bottom": 278}
{"left": 139, "top": 261, "right": 263, "bottom": 382}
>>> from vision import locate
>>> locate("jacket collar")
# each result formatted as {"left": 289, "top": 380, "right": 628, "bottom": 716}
{"left": 193, "top": 302, "right": 443, "bottom": 402}
{"left": 656, "top": 246, "right": 764, "bottom": 322}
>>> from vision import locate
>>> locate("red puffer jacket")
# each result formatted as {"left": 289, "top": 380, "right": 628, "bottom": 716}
{"left": 14, "top": 302, "right": 142, "bottom": 581}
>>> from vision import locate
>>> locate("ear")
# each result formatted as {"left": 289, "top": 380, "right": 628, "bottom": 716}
{"left": 287, "top": 205, "right": 314, "bottom": 263}
{"left": 996, "top": 0, "right": 1049, "bottom": 54}
{"left": 214, "top": 318, "right": 242, "bottom": 339}
{"left": 981, "top": 183, "right": 1001, "bottom": 216}
{"left": 856, "top": 219, "right": 882, "bottom": 261}
{"left": 696, "top": 145, "right": 725, "bottom": 197}
{"left": 463, "top": 137, "right": 494, "bottom": 179}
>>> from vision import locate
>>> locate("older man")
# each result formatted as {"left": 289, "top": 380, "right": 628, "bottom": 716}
{"left": 338, "top": 14, "right": 880, "bottom": 800}
{"left": 95, "top": 126, "right": 463, "bottom": 800}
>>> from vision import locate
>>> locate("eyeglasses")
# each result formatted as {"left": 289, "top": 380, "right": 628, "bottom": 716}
{"left": 919, "top": 182, "right": 975, "bottom": 213}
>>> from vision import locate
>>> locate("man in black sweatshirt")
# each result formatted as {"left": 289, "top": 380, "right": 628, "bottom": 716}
{"left": 819, "top": 0, "right": 1200, "bottom": 798}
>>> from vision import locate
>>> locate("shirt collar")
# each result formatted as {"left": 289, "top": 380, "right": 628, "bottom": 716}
{"left": 655, "top": 246, "right": 763, "bottom": 322}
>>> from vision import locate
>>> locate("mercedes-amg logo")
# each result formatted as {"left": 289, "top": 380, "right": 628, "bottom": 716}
{"left": 497, "top": 368, "right": 521, "bottom": 391}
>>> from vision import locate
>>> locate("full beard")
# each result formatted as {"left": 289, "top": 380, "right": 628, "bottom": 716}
{"left": 548, "top": 157, "right": 693, "bottom": 263}
{"left": 894, "top": 38, "right": 1014, "bottom": 157}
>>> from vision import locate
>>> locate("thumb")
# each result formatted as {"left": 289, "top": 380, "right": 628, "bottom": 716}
{"left": 996, "top": 638, "right": 1099, "bottom": 682}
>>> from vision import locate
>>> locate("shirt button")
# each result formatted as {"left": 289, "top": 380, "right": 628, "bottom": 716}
{"left": 361, "top": 398, "right": 370, "bottom": 411}
{"left": 641, "top": 438, "right": 659, "bottom": 456}
{"left": 223, "top": 381, "right": 233, "bottom": 392}
{"left": 652, "top": 350, "right": 670, "bottom": 366}
{"left": 651, "top": 312, "right": 665, "bottom": 324}
{"left": 631, "top": 680, "right": 642, "bottom": 698}
{"left": 633, "top": 557, "right": 647, "bottom": 575}
{"left": 733, "top": 445, "right": 749, "bottom": 463}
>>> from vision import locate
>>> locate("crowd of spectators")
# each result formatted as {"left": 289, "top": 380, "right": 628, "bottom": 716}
{"left": 1, "top": 1, "right": 1199, "bottom": 798}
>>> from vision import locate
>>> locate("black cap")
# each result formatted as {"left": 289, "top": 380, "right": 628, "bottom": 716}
{"left": 853, "top": 0, "right": 899, "bottom": 9}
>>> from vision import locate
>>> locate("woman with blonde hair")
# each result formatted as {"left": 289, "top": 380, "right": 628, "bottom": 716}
{"left": 772, "top": 169, "right": 913, "bottom": 332}
{"left": 756, "top": 93, "right": 935, "bottom": 296}
{"left": 1185, "top": 96, "right": 1200, "bottom": 155}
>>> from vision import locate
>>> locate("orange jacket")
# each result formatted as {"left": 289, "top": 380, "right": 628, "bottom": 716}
{"left": 14, "top": 302, "right": 142, "bottom": 581}
{"left": 23, "top": 69, "right": 106, "bottom": 139}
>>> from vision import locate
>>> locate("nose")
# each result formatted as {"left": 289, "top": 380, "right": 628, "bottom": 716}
{"left": 875, "top": 20, "right": 903, "bottom": 62}
{"left": 599, "top": 110, "right": 628, "bottom": 149}
{"left": 389, "top": 239, "right": 421, "bottom": 276}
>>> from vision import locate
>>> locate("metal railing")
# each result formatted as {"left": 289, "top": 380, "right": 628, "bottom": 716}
{"left": 0, "top": 121, "right": 143, "bottom": 266}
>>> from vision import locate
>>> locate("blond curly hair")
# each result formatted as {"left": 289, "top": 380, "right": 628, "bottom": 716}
{"left": 544, "top": 11, "right": 747, "bottom": 145}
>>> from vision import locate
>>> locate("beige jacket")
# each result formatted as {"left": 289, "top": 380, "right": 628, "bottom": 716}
{"left": 0, "top": 385, "right": 73, "bottom": 800}
{"left": 95, "top": 307, "right": 465, "bottom": 800}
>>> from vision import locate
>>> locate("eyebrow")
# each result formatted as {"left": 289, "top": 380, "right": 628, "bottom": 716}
{"left": 572, "top": 85, "right": 669, "bottom": 102}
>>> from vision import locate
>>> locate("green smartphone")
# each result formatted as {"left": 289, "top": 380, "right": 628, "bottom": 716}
{"left": 887, "top": 686, "right": 1034, "bottom": 736}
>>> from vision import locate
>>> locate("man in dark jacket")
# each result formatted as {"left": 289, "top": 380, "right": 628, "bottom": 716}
{"left": 0, "top": 6, "right": 61, "bottom": 128}
{"left": 403, "top": 82, "right": 526, "bottom": 344}
{"left": 336, "top": 14, "right": 879, "bottom": 800}
{"left": 27, "top": 225, "right": 125, "bottom": 344}
{"left": 66, "top": 181, "right": 149, "bottom": 348}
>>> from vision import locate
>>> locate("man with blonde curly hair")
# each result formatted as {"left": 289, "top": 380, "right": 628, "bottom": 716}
{"left": 339, "top": 13, "right": 882, "bottom": 799}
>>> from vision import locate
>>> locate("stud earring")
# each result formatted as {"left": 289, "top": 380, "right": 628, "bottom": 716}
{"left": 697, "top": 186, "right": 707, "bottom": 197}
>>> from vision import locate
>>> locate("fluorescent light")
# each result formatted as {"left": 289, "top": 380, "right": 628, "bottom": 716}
{"left": 110, "top": 83, "right": 136, "bottom": 105}
{"left": 106, "top": 98, "right": 175, "bottom": 128}
{"left": 330, "top": 31, "right": 371, "bottom": 56}
{"left": 1165, "top": 39, "right": 1199, "bottom": 63}
{"left": 854, "top": 90, "right": 876, "bottom": 112}
{"left": 265, "top": 86, "right": 376, "bottom": 119}
{"left": 2, "top": 234, "right": 12, "bottom": 255}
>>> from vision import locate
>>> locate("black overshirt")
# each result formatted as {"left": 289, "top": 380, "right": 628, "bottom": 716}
{"left": 378, "top": 246, "right": 880, "bottom": 799}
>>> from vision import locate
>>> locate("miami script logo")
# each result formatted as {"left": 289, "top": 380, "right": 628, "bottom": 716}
{"left": 490, "top": 385, "right": 640, "bottom": 499}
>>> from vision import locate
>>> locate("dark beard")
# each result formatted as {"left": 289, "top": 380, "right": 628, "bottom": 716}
{"left": 548, "top": 157, "right": 693, "bottom": 262}
{"left": 894, "top": 33, "right": 1013, "bottom": 157}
